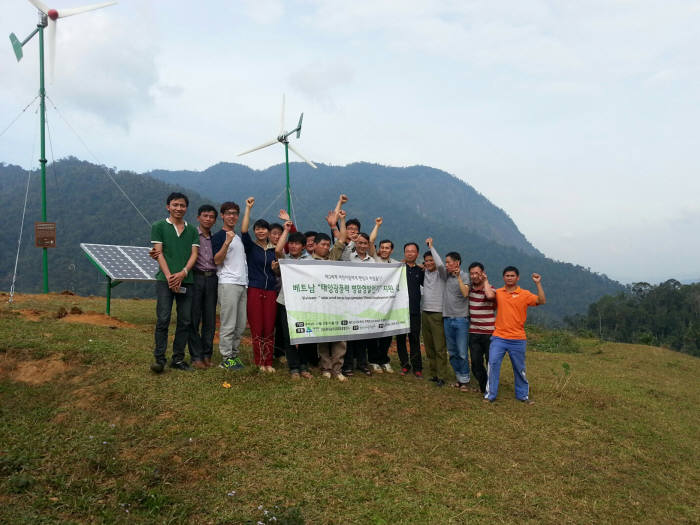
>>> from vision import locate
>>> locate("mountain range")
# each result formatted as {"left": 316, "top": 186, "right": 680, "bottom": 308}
{"left": 1, "top": 157, "right": 623, "bottom": 324}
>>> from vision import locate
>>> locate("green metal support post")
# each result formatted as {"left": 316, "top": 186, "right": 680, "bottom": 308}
{"left": 38, "top": 21, "right": 49, "bottom": 293}
{"left": 284, "top": 141, "right": 291, "bottom": 214}
{"left": 105, "top": 276, "right": 122, "bottom": 316}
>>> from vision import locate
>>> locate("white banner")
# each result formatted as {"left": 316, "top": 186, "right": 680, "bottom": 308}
{"left": 279, "top": 259, "right": 410, "bottom": 344}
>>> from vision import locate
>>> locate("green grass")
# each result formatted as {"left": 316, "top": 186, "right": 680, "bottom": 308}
{"left": 1, "top": 293, "right": 698, "bottom": 524}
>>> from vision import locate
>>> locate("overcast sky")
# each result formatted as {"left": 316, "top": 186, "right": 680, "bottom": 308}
{"left": 1, "top": 0, "right": 699, "bottom": 284}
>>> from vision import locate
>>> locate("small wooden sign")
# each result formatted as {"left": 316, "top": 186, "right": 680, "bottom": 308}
{"left": 35, "top": 222, "right": 56, "bottom": 248}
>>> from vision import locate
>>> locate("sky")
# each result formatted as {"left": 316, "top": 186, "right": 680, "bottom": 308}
{"left": 1, "top": 0, "right": 699, "bottom": 284}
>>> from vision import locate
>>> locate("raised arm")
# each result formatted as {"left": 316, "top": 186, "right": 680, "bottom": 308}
{"left": 213, "top": 230, "right": 235, "bottom": 265}
{"left": 532, "top": 273, "right": 546, "bottom": 305}
{"left": 241, "top": 197, "right": 254, "bottom": 233}
{"left": 426, "top": 238, "right": 447, "bottom": 279}
{"left": 331, "top": 194, "right": 348, "bottom": 239}
{"left": 483, "top": 272, "right": 496, "bottom": 299}
{"left": 456, "top": 271, "right": 470, "bottom": 298}
{"left": 337, "top": 209, "right": 347, "bottom": 244}
{"left": 369, "top": 217, "right": 382, "bottom": 257}
{"left": 276, "top": 221, "right": 293, "bottom": 258}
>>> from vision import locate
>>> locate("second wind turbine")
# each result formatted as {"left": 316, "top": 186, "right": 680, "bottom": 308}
{"left": 238, "top": 95, "right": 317, "bottom": 214}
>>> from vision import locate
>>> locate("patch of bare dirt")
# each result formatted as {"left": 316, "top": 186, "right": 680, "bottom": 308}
{"left": 17, "top": 309, "right": 42, "bottom": 321}
{"left": 59, "top": 312, "right": 136, "bottom": 329}
{"left": 2, "top": 354, "right": 71, "bottom": 385}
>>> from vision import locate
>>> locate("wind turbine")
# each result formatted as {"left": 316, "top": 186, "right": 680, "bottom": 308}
{"left": 238, "top": 95, "right": 317, "bottom": 214}
{"left": 8, "top": 0, "right": 117, "bottom": 293}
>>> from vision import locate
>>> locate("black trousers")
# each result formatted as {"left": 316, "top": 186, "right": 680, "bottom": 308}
{"left": 188, "top": 271, "right": 218, "bottom": 362}
{"left": 154, "top": 280, "right": 192, "bottom": 365}
{"left": 343, "top": 339, "right": 375, "bottom": 371}
{"left": 469, "top": 332, "right": 491, "bottom": 393}
{"left": 273, "top": 302, "right": 286, "bottom": 358}
{"left": 370, "top": 336, "right": 392, "bottom": 365}
{"left": 276, "top": 305, "right": 309, "bottom": 372}
{"left": 396, "top": 314, "right": 422, "bottom": 372}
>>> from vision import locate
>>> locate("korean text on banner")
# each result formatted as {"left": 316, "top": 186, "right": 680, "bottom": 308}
{"left": 279, "top": 259, "right": 410, "bottom": 344}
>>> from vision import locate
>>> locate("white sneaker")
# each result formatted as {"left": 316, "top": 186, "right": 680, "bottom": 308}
{"left": 370, "top": 363, "right": 383, "bottom": 373}
{"left": 266, "top": 366, "right": 276, "bottom": 373}
{"left": 382, "top": 363, "right": 394, "bottom": 374}
{"left": 322, "top": 371, "right": 332, "bottom": 379}
{"left": 336, "top": 373, "right": 347, "bottom": 382}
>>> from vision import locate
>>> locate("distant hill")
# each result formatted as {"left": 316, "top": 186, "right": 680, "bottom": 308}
{"left": 148, "top": 162, "right": 542, "bottom": 257}
{"left": 1, "top": 158, "right": 623, "bottom": 323}
{"left": 0, "top": 158, "right": 212, "bottom": 299}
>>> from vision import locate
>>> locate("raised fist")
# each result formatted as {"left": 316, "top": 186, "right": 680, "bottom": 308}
{"left": 532, "top": 273, "right": 542, "bottom": 284}
{"left": 425, "top": 237, "right": 433, "bottom": 248}
{"left": 284, "top": 220, "right": 293, "bottom": 231}
{"left": 246, "top": 197, "right": 255, "bottom": 207}
{"left": 339, "top": 194, "right": 348, "bottom": 204}
{"left": 375, "top": 217, "right": 383, "bottom": 226}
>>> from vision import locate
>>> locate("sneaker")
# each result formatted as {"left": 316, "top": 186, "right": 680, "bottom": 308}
{"left": 400, "top": 367, "right": 409, "bottom": 376}
{"left": 414, "top": 371, "right": 423, "bottom": 379}
{"left": 150, "top": 361, "right": 164, "bottom": 374}
{"left": 342, "top": 369, "right": 354, "bottom": 377}
{"left": 300, "top": 370, "right": 313, "bottom": 379}
{"left": 322, "top": 371, "right": 332, "bottom": 379}
{"left": 231, "top": 357, "right": 245, "bottom": 370}
{"left": 219, "top": 358, "right": 236, "bottom": 370}
{"left": 170, "top": 361, "right": 193, "bottom": 371}
{"left": 265, "top": 366, "right": 276, "bottom": 373}
{"left": 518, "top": 399, "right": 535, "bottom": 405}
{"left": 290, "top": 372, "right": 300, "bottom": 380}
{"left": 369, "top": 363, "right": 383, "bottom": 373}
{"left": 382, "top": 363, "right": 394, "bottom": 374}
{"left": 435, "top": 378, "right": 446, "bottom": 387}
{"left": 359, "top": 366, "right": 372, "bottom": 376}
{"left": 336, "top": 373, "right": 347, "bottom": 382}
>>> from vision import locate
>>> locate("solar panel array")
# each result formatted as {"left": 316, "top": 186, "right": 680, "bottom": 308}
{"left": 81, "top": 243, "right": 159, "bottom": 281}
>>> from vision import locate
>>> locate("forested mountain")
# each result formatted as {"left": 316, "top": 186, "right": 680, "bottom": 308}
{"left": 566, "top": 280, "right": 700, "bottom": 356}
{"left": 148, "top": 162, "right": 541, "bottom": 257}
{"left": 0, "top": 158, "right": 211, "bottom": 298}
{"left": 1, "top": 157, "right": 623, "bottom": 323}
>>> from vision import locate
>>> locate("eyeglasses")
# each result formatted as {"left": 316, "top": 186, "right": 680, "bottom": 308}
{"left": 223, "top": 211, "right": 239, "bottom": 216}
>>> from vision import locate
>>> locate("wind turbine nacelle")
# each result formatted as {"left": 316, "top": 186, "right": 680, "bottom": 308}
{"left": 9, "top": 33, "right": 24, "bottom": 61}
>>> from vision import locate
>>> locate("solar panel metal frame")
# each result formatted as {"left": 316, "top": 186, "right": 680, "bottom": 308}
{"left": 81, "top": 243, "right": 159, "bottom": 281}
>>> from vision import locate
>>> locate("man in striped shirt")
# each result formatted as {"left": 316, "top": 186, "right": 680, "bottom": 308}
{"left": 468, "top": 262, "right": 496, "bottom": 394}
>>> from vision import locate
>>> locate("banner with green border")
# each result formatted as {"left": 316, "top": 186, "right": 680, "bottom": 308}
{"left": 279, "top": 259, "right": 410, "bottom": 344}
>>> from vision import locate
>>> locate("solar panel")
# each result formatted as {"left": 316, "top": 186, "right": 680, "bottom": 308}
{"left": 81, "top": 243, "right": 159, "bottom": 281}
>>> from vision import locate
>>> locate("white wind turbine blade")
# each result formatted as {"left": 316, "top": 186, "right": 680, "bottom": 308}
{"left": 279, "top": 94, "right": 285, "bottom": 135}
{"left": 47, "top": 17, "right": 56, "bottom": 82}
{"left": 56, "top": 1, "right": 117, "bottom": 18}
{"left": 287, "top": 143, "right": 317, "bottom": 169}
{"left": 27, "top": 0, "right": 50, "bottom": 14}
{"left": 238, "top": 138, "right": 279, "bottom": 156}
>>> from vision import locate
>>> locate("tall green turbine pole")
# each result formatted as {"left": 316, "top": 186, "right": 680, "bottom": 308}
{"left": 38, "top": 16, "right": 49, "bottom": 293}
{"left": 284, "top": 140, "right": 291, "bottom": 214}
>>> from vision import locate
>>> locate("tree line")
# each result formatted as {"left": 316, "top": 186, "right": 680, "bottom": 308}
{"left": 565, "top": 280, "right": 700, "bottom": 357}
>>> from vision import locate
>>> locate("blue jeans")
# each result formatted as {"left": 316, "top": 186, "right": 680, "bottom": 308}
{"left": 485, "top": 336, "right": 529, "bottom": 401}
{"left": 443, "top": 317, "right": 470, "bottom": 384}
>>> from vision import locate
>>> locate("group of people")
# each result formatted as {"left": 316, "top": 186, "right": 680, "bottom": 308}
{"left": 149, "top": 191, "right": 546, "bottom": 403}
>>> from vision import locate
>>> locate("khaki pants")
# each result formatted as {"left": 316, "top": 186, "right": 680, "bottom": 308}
{"left": 318, "top": 341, "right": 347, "bottom": 375}
{"left": 421, "top": 311, "right": 450, "bottom": 380}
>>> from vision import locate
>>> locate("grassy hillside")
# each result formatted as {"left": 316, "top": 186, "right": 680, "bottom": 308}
{"left": 1, "top": 294, "right": 698, "bottom": 524}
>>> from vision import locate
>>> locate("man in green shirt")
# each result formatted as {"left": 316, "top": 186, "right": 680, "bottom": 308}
{"left": 150, "top": 192, "right": 200, "bottom": 373}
